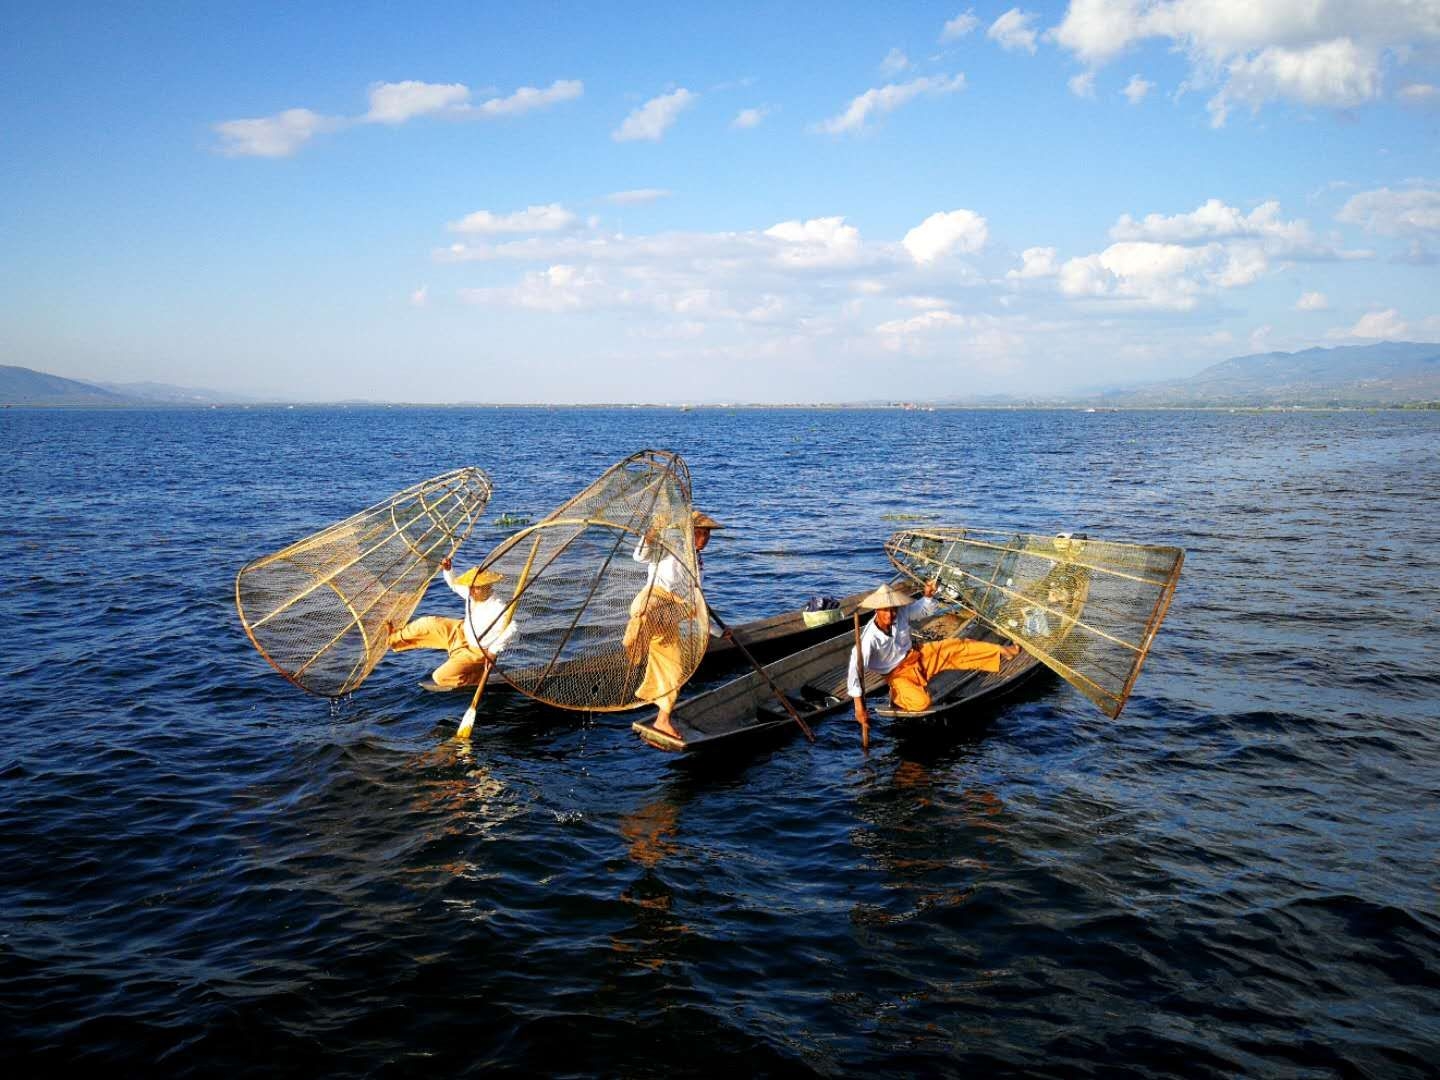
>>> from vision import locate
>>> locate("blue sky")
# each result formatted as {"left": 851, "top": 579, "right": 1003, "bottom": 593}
{"left": 3, "top": 2, "right": 1438, "bottom": 402}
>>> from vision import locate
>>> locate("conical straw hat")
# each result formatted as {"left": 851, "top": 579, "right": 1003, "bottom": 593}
{"left": 859, "top": 582, "right": 915, "bottom": 610}
{"left": 691, "top": 510, "right": 724, "bottom": 530}
{"left": 453, "top": 566, "right": 504, "bottom": 587}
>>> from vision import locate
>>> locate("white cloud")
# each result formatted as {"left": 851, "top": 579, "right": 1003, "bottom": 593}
{"left": 876, "top": 310, "right": 966, "bottom": 335}
{"left": 1052, "top": 1, "right": 1440, "bottom": 125}
{"left": 1296, "top": 290, "right": 1329, "bottom": 310}
{"left": 731, "top": 106, "right": 770, "bottom": 129}
{"left": 1059, "top": 241, "right": 1215, "bottom": 309}
{"left": 816, "top": 73, "right": 966, "bottom": 135}
{"left": 764, "top": 216, "right": 864, "bottom": 267}
{"left": 881, "top": 48, "right": 911, "bottom": 75}
{"left": 1208, "top": 38, "right": 1379, "bottom": 126}
{"left": 462, "top": 264, "right": 609, "bottom": 312}
{"left": 213, "top": 108, "right": 340, "bottom": 158}
{"left": 1069, "top": 71, "right": 1097, "bottom": 97}
{"left": 1399, "top": 82, "right": 1440, "bottom": 105}
{"left": 410, "top": 285, "right": 429, "bottom": 307}
{"left": 941, "top": 11, "right": 980, "bottom": 42}
{"left": 1006, "top": 246, "right": 1060, "bottom": 279}
{"left": 1343, "top": 307, "right": 1409, "bottom": 338}
{"left": 604, "top": 188, "right": 672, "bottom": 205}
{"left": 1336, "top": 185, "right": 1440, "bottom": 236}
{"left": 898, "top": 295, "right": 953, "bottom": 309}
{"left": 1109, "top": 198, "right": 1322, "bottom": 253}
{"left": 365, "top": 81, "right": 469, "bottom": 124}
{"left": 613, "top": 88, "right": 696, "bottom": 142}
{"left": 448, "top": 204, "right": 580, "bottom": 235}
{"left": 471, "top": 79, "right": 583, "bottom": 117}
{"left": 216, "top": 78, "right": 582, "bottom": 157}
{"left": 903, "top": 209, "right": 989, "bottom": 263}
{"left": 1123, "top": 74, "right": 1153, "bottom": 103}
{"left": 989, "top": 9, "right": 1040, "bottom": 54}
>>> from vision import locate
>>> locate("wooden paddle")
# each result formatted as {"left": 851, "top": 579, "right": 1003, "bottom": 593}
{"left": 709, "top": 606, "right": 815, "bottom": 743}
{"left": 853, "top": 609, "right": 869, "bottom": 751}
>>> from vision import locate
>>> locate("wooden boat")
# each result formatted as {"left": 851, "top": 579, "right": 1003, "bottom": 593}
{"left": 421, "top": 583, "right": 885, "bottom": 693}
{"left": 632, "top": 609, "right": 1043, "bottom": 753}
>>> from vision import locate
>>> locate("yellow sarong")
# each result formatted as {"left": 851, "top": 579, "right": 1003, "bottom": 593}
{"left": 623, "top": 585, "right": 689, "bottom": 713}
{"left": 886, "top": 638, "right": 1008, "bottom": 713}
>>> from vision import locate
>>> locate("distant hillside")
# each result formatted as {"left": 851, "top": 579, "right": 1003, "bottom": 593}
{"left": 0, "top": 365, "right": 132, "bottom": 405}
{"left": 1098, "top": 341, "right": 1440, "bottom": 407}
{"left": 94, "top": 379, "right": 250, "bottom": 405}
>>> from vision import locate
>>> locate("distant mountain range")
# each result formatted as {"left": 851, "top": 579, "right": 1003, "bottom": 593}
{"left": 5, "top": 341, "right": 1440, "bottom": 407}
{"left": 1090, "top": 341, "right": 1440, "bottom": 407}
{"left": 0, "top": 366, "right": 251, "bottom": 406}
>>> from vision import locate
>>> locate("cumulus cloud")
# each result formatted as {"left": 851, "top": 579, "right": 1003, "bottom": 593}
{"left": 1069, "top": 71, "right": 1097, "bottom": 97}
{"left": 764, "top": 216, "right": 864, "bottom": 267}
{"left": 1336, "top": 185, "right": 1440, "bottom": 236}
{"left": 214, "top": 109, "right": 340, "bottom": 158}
{"left": 215, "top": 78, "right": 583, "bottom": 157}
{"left": 1051, "top": 0, "right": 1440, "bottom": 125}
{"left": 448, "top": 204, "right": 580, "bottom": 235}
{"left": 1343, "top": 308, "right": 1409, "bottom": 338}
{"left": 1107, "top": 198, "right": 1358, "bottom": 260}
{"left": 881, "top": 48, "right": 911, "bottom": 75}
{"left": 462, "top": 264, "right": 609, "bottom": 312}
{"left": 365, "top": 81, "right": 470, "bottom": 124}
{"left": 1006, "top": 246, "right": 1060, "bottom": 279}
{"left": 613, "top": 88, "right": 696, "bottom": 142}
{"left": 989, "top": 9, "right": 1040, "bottom": 54}
{"left": 942, "top": 11, "right": 980, "bottom": 41}
{"left": 816, "top": 73, "right": 966, "bottom": 135}
{"left": 903, "top": 209, "right": 989, "bottom": 263}
{"left": 1296, "top": 290, "right": 1330, "bottom": 310}
{"left": 472, "top": 79, "right": 583, "bottom": 117}
{"left": 1123, "top": 74, "right": 1153, "bottom": 103}
{"left": 605, "top": 188, "right": 672, "bottom": 205}
{"left": 732, "top": 106, "right": 770, "bottom": 129}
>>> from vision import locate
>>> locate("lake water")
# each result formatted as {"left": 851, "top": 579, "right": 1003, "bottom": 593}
{"left": 3, "top": 405, "right": 1437, "bottom": 1077}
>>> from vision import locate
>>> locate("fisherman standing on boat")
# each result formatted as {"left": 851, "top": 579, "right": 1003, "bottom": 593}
{"left": 848, "top": 581, "right": 1019, "bottom": 738}
{"left": 626, "top": 510, "right": 721, "bottom": 739}
{"left": 384, "top": 558, "right": 517, "bottom": 688}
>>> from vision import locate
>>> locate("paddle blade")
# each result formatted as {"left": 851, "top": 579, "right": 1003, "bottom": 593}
{"left": 886, "top": 526, "right": 1183, "bottom": 718}
{"left": 235, "top": 467, "right": 492, "bottom": 696}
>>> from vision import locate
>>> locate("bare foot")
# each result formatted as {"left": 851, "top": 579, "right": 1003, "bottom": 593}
{"left": 1001, "top": 644, "right": 1021, "bottom": 661}
{"left": 653, "top": 714, "right": 680, "bottom": 739}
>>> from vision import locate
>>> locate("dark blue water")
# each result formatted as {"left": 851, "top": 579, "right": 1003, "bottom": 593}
{"left": 3, "top": 406, "right": 1438, "bottom": 1077}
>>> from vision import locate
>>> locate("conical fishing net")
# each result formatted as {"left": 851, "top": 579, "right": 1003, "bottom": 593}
{"left": 886, "top": 526, "right": 1183, "bottom": 718}
{"left": 236, "top": 467, "right": 493, "bottom": 696}
{"left": 476, "top": 450, "right": 705, "bottom": 712}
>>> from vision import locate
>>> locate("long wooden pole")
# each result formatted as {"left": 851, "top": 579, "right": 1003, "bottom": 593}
{"left": 708, "top": 607, "right": 815, "bottom": 743}
{"left": 853, "top": 610, "right": 869, "bottom": 751}
{"left": 457, "top": 536, "right": 543, "bottom": 740}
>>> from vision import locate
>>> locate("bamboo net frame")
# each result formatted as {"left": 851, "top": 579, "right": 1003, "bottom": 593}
{"left": 473, "top": 450, "right": 706, "bottom": 712}
{"left": 886, "top": 526, "right": 1183, "bottom": 718}
{"left": 236, "top": 467, "right": 492, "bottom": 696}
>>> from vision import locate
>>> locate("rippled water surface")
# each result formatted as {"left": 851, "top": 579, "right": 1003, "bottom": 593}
{"left": 3, "top": 406, "right": 1438, "bottom": 1077}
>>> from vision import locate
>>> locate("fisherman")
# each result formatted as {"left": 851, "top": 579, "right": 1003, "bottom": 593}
{"left": 626, "top": 509, "right": 722, "bottom": 739}
{"left": 385, "top": 557, "right": 517, "bottom": 688}
{"left": 848, "top": 579, "right": 1019, "bottom": 740}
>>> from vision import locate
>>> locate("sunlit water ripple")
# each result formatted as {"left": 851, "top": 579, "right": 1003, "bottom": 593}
{"left": 2, "top": 406, "right": 1437, "bottom": 1077}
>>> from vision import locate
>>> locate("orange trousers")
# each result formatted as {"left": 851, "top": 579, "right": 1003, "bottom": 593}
{"left": 886, "top": 639, "right": 1008, "bottom": 712}
{"left": 388, "top": 615, "right": 490, "bottom": 689}
{"left": 623, "top": 587, "right": 688, "bottom": 713}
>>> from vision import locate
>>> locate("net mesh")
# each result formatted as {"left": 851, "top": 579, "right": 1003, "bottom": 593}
{"left": 236, "top": 467, "right": 492, "bottom": 696}
{"left": 886, "top": 526, "right": 1183, "bottom": 718}
{"left": 476, "top": 449, "right": 705, "bottom": 712}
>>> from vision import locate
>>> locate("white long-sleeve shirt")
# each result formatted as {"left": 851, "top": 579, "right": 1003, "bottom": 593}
{"left": 847, "top": 595, "right": 939, "bottom": 698}
{"left": 633, "top": 535, "right": 701, "bottom": 595}
{"left": 444, "top": 568, "right": 518, "bottom": 656}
